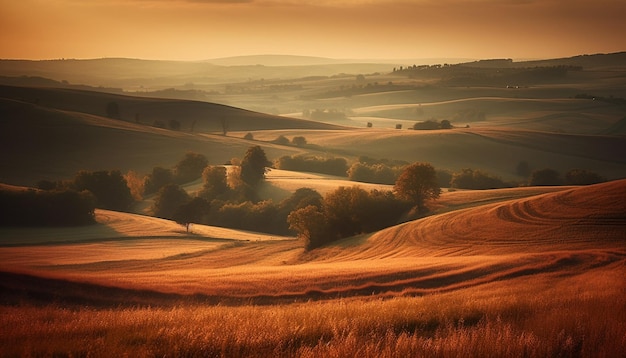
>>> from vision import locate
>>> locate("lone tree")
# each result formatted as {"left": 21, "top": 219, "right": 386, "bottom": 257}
{"left": 394, "top": 162, "right": 441, "bottom": 213}
{"left": 240, "top": 146, "right": 271, "bottom": 187}
{"left": 173, "top": 197, "right": 210, "bottom": 233}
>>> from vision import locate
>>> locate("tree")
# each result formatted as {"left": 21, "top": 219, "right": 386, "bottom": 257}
{"left": 124, "top": 170, "right": 145, "bottom": 200}
{"left": 292, "top": 136, "right": 307, "bottom": 147}
{"left": 173, "top": 197, "right": 210, "bottom": 233}
{"left": 174, "top": 152, "right": 208, "bottom": 184}
{"left": 169, "top": 119, "right": 181, "bottom": 131}
{"left": 240, "top": 146, "right": 270, "bottom": 187}
{"left": 198, "top": 165, "right": 230, "bottom": 200}
{"left": 440, "top": 119, "right": 453, "bottom": 129}
{"left": 288, "top": 205, "right": 329, "bottom": 250}
{"left": 529, "top": 168, "right": 562, "bottom": 186}
{"left": 152, "top": 184, "right": 190, "bottom": 219}
{"left": 271, "top": 135, "right": 290, "bottom": 145}
{"left": 72, "top": 170, "right": 133, "bottom": 211}
{"left": 105, "top": 101, "right": 120, "bottom": 119}
{"left": 221, "top": 118, "right": 229, "bottom": 136}
{"left": 394, "top": 162, "right": 441, "bottom": 212}
{"left": 450, "top": 168, "right": 509, "bottom": 190}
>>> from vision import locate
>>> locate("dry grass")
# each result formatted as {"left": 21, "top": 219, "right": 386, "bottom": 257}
{"left": 1, "top": 265, "right": 624, "bottom": 357}
{"left": 0, "top": 181, "right": 624, "bottom": 356}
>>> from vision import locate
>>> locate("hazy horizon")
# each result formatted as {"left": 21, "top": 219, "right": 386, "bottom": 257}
{"left": 1, "top": 0, "right": 625, "bottom": 62}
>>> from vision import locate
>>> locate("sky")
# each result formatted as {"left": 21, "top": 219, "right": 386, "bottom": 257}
{"left": 1, "top": 0, "right": 625, "bottom": 61}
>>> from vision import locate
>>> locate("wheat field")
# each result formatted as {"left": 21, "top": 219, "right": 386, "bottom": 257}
{"left": 1, "top": 180, "right": 624, "bottom": 357}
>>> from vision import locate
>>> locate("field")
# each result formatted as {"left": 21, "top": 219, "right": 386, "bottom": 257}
{"left": 1, "top": 53, "right": 625, "bottom": 356}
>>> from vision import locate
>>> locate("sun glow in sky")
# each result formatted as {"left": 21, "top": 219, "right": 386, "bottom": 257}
{"left": 1, "top": 0, "right": 625, "bottom": 61}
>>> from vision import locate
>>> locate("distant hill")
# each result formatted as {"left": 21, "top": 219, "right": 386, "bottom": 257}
{"left": 0, "top": 58, "right": 394, "bottom": 88}
{"left": 0, "top": 85, "right": 340, "bottom": 133}
{"left": 458, "top": 52, "right": 626, "bottom": 70}
{"left": 206, "top": 55, "right": 351, "bottom": 66}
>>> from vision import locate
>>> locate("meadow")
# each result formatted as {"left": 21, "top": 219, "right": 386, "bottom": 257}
{"left": 1, "top": 53, "right": 625, "bottom": 356}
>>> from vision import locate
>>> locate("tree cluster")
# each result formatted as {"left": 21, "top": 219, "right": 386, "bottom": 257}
{"left": 529, "top": 168, "right": 606, "bottom": 186}
{"left": 143, "top": 152, "right": 209, "bottom": 195}
{"left": 72, "top": 170, "right": 134, "bottom": 211}
{"left": 288, "top": 187, "right": 412, "bottom": 250}
{"left": 413, "top": 119, "right": 453, "bottom": 130}
{"left": 0, "top": 188, "right": 95, "bottom": 227}
{"left": 450, "top": 168, "right": 511, "bottom": 190}
{"left": 290, "top": 162, "right": 441, "bottom": 250}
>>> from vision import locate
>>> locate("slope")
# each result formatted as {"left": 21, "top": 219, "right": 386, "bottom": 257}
{"left": 0, "top": 97, "right": 315, "bottom": 185}
{"left": 0, "top": 85, "right": 341, "bottom": 133}
{"left": 0, "top": 180, "right": 624, "bottom": 303}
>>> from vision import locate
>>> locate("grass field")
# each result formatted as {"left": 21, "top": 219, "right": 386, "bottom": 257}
{"left": 1, "top": 54, "right": 625, "bottom": 356}
{"left": 1, "top": 180, "right": 624, "bottom": 357}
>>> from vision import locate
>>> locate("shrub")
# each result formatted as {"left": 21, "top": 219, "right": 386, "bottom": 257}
{"left": 243, "top": 132, "right": 254, "bottom": 140}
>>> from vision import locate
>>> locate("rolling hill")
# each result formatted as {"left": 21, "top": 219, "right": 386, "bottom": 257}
{"left": 0, "top": 179, "right": 623, "bottom": 303}
{"left": 0, "top": 85, "right": 341, "bottom": 185}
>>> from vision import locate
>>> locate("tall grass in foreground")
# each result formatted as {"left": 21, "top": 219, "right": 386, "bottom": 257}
{"left": 1, "top": 269, "right": 624, "bottom": 357}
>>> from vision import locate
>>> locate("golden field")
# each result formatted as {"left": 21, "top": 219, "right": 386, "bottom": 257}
{"left": 1, "top": 54, "right": 625, "bottom": 356}
{"left": 1, "top": 180, "right": 624, "bottom": 357}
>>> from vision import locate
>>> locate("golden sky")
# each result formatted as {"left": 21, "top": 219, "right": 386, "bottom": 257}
{"left": 1, "top": 0, "right": 625, "bottom": 61}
